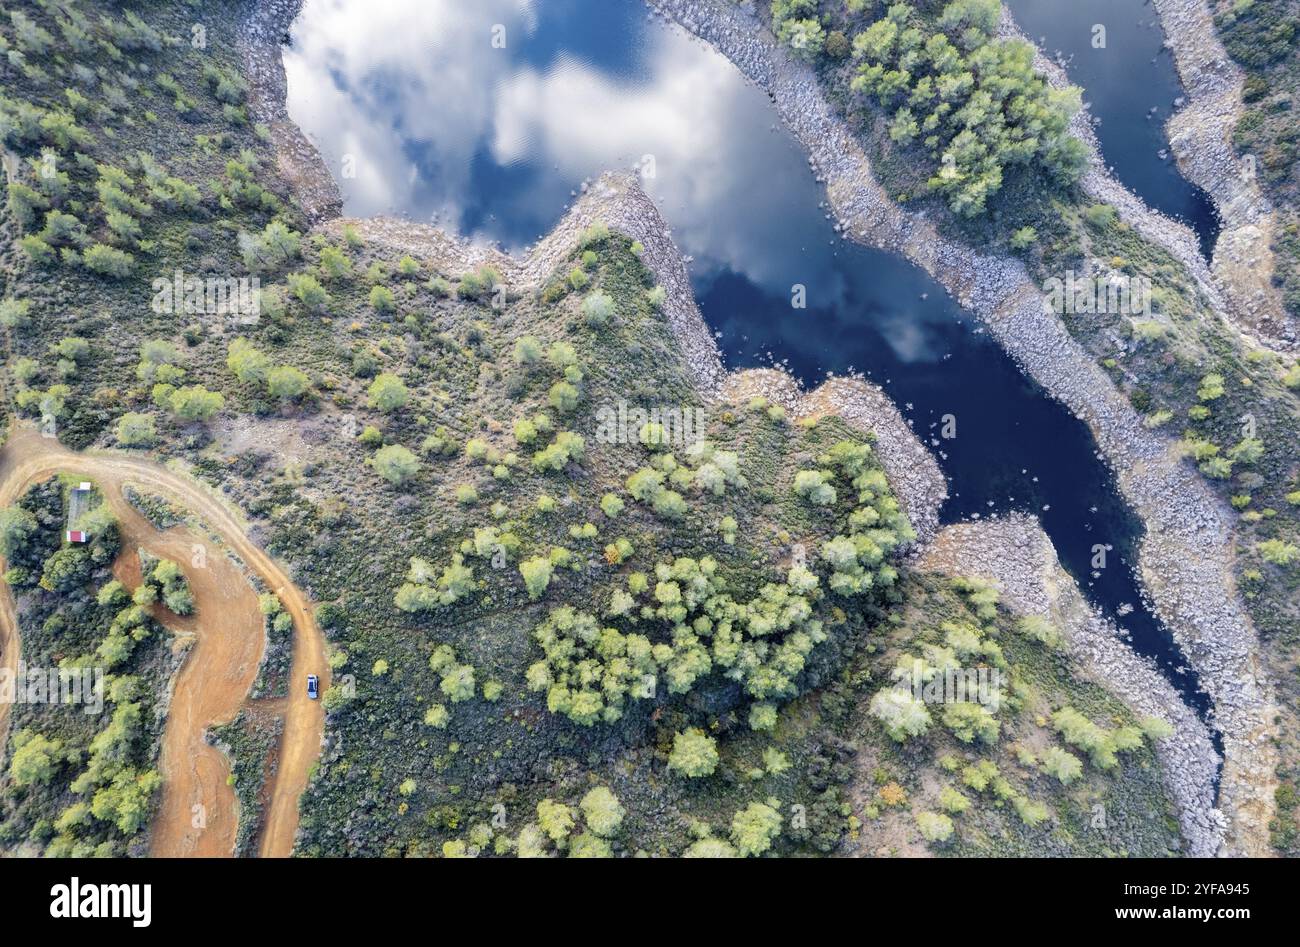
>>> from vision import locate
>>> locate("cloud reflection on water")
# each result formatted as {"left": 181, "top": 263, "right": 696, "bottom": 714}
{"left": 284, "top": 0, "right": 953, "bottom": 365}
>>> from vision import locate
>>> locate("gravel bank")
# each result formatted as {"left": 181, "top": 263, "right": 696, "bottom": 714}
{"left": 921, "top": 513, "right": 1223, "bottom": 856}
{"left": 649, "top": 0, "right": 1278, "bottom": 855}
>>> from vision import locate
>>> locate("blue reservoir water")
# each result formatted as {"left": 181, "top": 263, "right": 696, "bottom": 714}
{"left": 283, "top": 0, "right": 1212, "bottom": 715}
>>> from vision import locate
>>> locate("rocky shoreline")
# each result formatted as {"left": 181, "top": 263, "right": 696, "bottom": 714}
{"left": 921, "top": 514, "right": 1223, "bottom": 856}
{"left": 647, "top": 0, "right": 1277, "bottom": 855}
{"left": 238, "top": 0, "right": 342, "bottom": 224}
{"left": 1010, "top": 0, "right": 1294, "bottom": 352}
{"left": 1150, "top": 0, "right": 1296, "bottom": 350}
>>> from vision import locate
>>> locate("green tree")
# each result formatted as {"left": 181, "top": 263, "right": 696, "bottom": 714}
{"left": 369, "top": 284, "right": 396, "bottom": 313}
{"left": 115, "top": 412, "right": 156, "bottom": 447}
{"left": 915, "top": 810, "right": 954, "bottom": 843}
{"left": 793, "top": 469, "right": 837, "bottom": 505}
{"left": 82, "top": 243, "right": 134, "bottom": 278}
{"left": 548, "top": 380, "right": 580, "bottom": 414}
{"left": 40, "top": 547, "right": 91, "bottom": 592}
{"left": 520, "top": 556, "right": 553, "bottom": 600}
{"left": 869, "top": 687, "right": 932, "bottom": 741}
{"left": 287, "top": 272, "right": 329, "bottom": 310}
{"left": 227, "top": 337, "right": 270, "bottom": 385}
{"left": 730, "top": 801, "right": 781, "bottom": 856}
{"left": 440, "top": 663, "right": 476, "bottom": 703}
{"left": 240, "top": 219, "right": 301, "bottom": 272}
{"left": 8, "top": 731, "right": 64, "bottom": 787}
{"left": 580, "top": 290, "right": 615, "bottom": 327}
{"left": 169, "top": 386, "right": 224, "bottom": 421}
{"left": 0, "top": 506, "right": 38, "bottom": 560}
{"left": 266, "top": 364, "right": 310, "bottom": 400}
{"left": 667, "top": 728, "right": 719, "bottom": 778}
{"left": 371, "top": 444, "right": 420, "bottom": 484}
{"left": 579, "top": 786, "right": 625, "bottom": 837}
{"left": 537, "top": 799, "right": 574, "bottom": 845}
{"left": 368, "top": 373, "right": 409, "bottom": 412}
{"left": 513, "top": 335, "right": 542, "bottom": 365}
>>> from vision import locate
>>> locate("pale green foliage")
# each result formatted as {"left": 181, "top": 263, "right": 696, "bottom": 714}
{"left": 1050, "top": 706, "right": 1142, "bottom": 770}
{"left": 668, "top": 728, "right": 719, "bottom": 778}
{"left": 1040, "top": 746, "right": 1083, "bottom": 784}
{"left": 520, "top": 556, "right": 553, "bottom": 601}
{"left": 684, "top": 836, "right": 738, "bottom": 857}
{"left": 537, "top": 799, "right": 575, "bottom": 844}
{"left": 439, "top": 663, "right": 476, "bottom": 703}
{"left": 1013, "top": 795, "right": 1050, "bottom": 826}
{"left": 371, "top": 444, "right": 420, "bottom": 484}
{"left": 938, "top": 785, "right": 970, "bottom": 814}
{"left": 1139, "top": 716, "right": 1175, "bottom": 741}
{"left": 513, "top": 335, "right": 542, "bottom": 365}
{"left": 394, "top": 554, "right": 475, "bottom": 611}
{"left": 847, "top": 0, "right": 1085, "bottom": 216}
{"left": 1196, "top": 372, "right": 1226, "bottom": 401}
{"left": 548, "top": 380, "right": 580, "bottom": 413}
{"left": 730, "top": 801, "right": 781, "bottom": 857}
{"left": 569, "top": 833, "right": 612, "bottom": 858}
{"left": 580, "top": 290, "right": 615, "bottom": 326}
{"left": 915, "top": 810, "right": 954, "bottom": 843}
{"left": 1016, "top": 613, "right": 1061, "bottom": 648}
{"left": 869, "top": 687, "right": 932, "bottom": 741}
{"left": 227, "top": 337, "right": 270, "bottom": 385}
{"left": 83, "top": 242, "right": 134, "bottom": 278}
{"left": 579, "top": 786, "right": 625, "bottom": 837}
{"left": 288, "top": 271, "right": 329, "bottom": 309}
{"left": 240, "top": 219, "right": 300, "bottom": 272}
{"left": 8, "top": 730, "right": 64, "bottom": 787}
{"left": 168, "top": 385, "right": 224, "bottom": 421}
{"left": 266, "top": 364, "right": 309, "bottom": 400}
{"left": 793, "top": 469, "right": 837, "bottom": 506}
{"left": 749, "top": 702, "right": 778, "bottom": 732}
{"left": 525, "top": 606, "right": 659, "bottom": 726}
{"left": 941, "top": 701, "right": 999, "bottom": 744}
{"left": 1257, "top": 539, "right": 1298, "bottom": 566}
{"left": 114, "top": 412, "right": 155, "bottom": 447}
{"left": 368, "top": 373, "right": 409, "bottom": 412}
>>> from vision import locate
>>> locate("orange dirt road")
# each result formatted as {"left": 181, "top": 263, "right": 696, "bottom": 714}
{"left": 0, "top": 426, "right": 328, "bottom": 857}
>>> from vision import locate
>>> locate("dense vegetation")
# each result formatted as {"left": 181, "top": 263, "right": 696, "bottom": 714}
{"left": 0, "top": 478, "right": 175, "bottom": 856}
{"left": 774, "top": 0, "right": 1086, "bottom": 215}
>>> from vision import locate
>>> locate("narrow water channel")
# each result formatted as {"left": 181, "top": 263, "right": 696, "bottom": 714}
{"left": 282, "top": 0, "right": 1212, "bottom": 716}
{"left": 1004, "top": 0, "right": 1221, "bottom": 258}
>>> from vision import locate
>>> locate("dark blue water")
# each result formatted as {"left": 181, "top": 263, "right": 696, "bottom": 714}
{"left": 1005, "top": 0, "right": 1220, "bottom": 259}
{"left": 284, "top": 0, "right": 1210, "bottom": 714}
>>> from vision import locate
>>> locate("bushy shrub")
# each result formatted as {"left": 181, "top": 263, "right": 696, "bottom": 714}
{"left": 668, "top": 728, "right": 719, "bottom": 778}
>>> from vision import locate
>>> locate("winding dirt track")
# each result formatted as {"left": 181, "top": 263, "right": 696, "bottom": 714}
{"left": 0, "top": 427, "right": 327, "bottom": 857}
